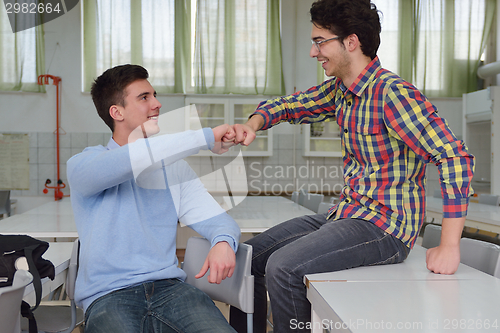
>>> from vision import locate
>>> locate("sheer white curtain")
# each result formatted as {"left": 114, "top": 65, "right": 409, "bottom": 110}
{"left": 83, "top": 0, "right": 184, "bottom": 93}
{"left": 318, "top": 0, "right": 495, "bottom": 97}
{"left": 0, "top": 4, "right": 45, "bottom": 92}
{"left": 192, "top": 0, "right": 284, "bottom": 95}
{"left": 83, "top": 0, "right": 283, "bottom": 95}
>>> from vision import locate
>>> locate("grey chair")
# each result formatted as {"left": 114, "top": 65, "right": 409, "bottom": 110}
{"left": 302, "top": 193, "right": 324, "bottom": 213}
{"left": 460, "top": 237, "right": 500, "bottom": 276}
{"left": 478, "top": 194, "right": 500, "bottom": 206}
{"left": 421, "top": 224, "right": 441, "bottom": 249}
{"left": 0, "top": 190, "right": 11, "bottom": 218}
{"left": 297, "top": 189, "right": 307, "bottom": 206}
{"left": 317, "top": 202, "right": 334, "bottom": 214}
{"left": 495, "top": 255, "right": 500, "bottom": 278}
{"left": 182, "top": 237, "right": 254, "bottom": 333}
{"left": 433, "top": 189, "right": 442, "bottom": 198}
{"left": 329, "top": 197, "right": 339, "bottom": 205}
{"left": 291, "top": 191, "right": 299, "bottom": 203}
{"left": 0, "top": 270, "right": 33, "bottom": 333}
{"left": 21, "top": 239, "right": 83, "bottom": 333}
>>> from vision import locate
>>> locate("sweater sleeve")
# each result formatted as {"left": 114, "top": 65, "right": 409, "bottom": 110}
{"left": 167, "top": 160, "right": 241, "bottom": 252}
{"left": 67, "top": 129, "right": 213, "bottom": 197}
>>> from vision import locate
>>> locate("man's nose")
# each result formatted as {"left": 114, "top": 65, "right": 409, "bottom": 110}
{"left": 310, "top": 44, "right": 319, "bottom": 58}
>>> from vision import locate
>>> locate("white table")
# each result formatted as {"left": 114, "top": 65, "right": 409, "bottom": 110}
{"left": 426, "top": 198, "right": 500, "bottom": 234}
{"left": 223, "top": 196, "right": 316, "bottom": 233}
{"left": 23, "top": 242, "right": 74, "bottom": 305}
{"left": 305, "top": 246, "right": 500, "bottom": 333}
{"left": 0, "top": 200, "right": 77, "bottom": 238}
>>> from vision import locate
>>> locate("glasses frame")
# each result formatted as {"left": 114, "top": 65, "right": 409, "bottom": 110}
{"left": 311, "top": 36, "right": 340, "bottom": 52}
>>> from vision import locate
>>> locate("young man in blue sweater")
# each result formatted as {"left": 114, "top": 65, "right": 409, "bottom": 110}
{"left": 67, "top": 64, "right": 241, "bottom": 332}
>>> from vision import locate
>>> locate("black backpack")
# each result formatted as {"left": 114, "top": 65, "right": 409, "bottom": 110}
{"left": 0, "top": 234, "right": 56, "bottom": 333}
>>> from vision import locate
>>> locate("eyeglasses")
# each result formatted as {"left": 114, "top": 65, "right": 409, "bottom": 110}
{"left": 311, "top": 36, "right": 340, "bottom": 52}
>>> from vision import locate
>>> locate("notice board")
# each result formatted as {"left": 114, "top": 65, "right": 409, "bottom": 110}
{"left": 0, "top": 133, "right": 30, "bottom": 190}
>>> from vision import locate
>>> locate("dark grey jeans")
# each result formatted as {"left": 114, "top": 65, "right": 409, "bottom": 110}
{"left": 230, "top": 214, "right": 409, "bottom": 333}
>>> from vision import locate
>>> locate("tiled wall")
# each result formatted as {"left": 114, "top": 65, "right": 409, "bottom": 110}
{"left": 12, "top": 131, "right": 485, "bottom": 199}
{"left": 12, "top": 132, "right": 344, "bottom": 198}
{"left": 186, "top": 133, "right": 345, "bottom": 196}
{"left": 11, "top": 132, "right": 110, "bottom": 197}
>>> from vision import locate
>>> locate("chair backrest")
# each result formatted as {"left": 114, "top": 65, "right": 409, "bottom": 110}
{"left": 302, "top": 194, "right": 324, "bottom": 213}
{"left": 329, "top": 197, "right": 339, "bottom": 205}
{"left": 0, "top": 270, "right": 33, "bottom": 333}
{"left": 495, "top": 255, "right": 500, "bottom": 278}
{"left": 297, "top": 189, "right": 307, "bottom": 206}
{"left": 0, "top": 190, "right": 11, "bottom": 216}
{"left": 65, "top": 239, "right": 80, "bottom": 300}
{"left": 421, "top": 224, "right": 441, "bottom": 249}
{"left": 433, "top": 189, "right": 442, "bottom": 198}
{"left": 317, "top": 202, "right": 334, "bottom": 214}
{"left": 460, "top": 237, "right": 500, "bottom": 276}
{"left": 291, "top": 191, "right": 299, "bottom": 203}
{"left": 183, "top": 237, "right": 254, "bottom": 314}
{"left": 478, "top": 194, "right": 500, "bottom": 206}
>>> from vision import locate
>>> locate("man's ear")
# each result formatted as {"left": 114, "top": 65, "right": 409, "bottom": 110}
{"left": 345, "top": 34, "right": 360, "bottom": 52}
{"left": 109, "top": 105, "right": 124, "bottom": 122}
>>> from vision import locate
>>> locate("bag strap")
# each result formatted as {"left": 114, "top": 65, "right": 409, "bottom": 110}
{"left": 24, "top": 244, "right": 43, "bottom": 311}
{"left": 21, "top": 300, "right": 38, "bottom": 333}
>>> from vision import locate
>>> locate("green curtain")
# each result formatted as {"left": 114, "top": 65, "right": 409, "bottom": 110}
{"left": 193, "top": 0, "right": 284, "bottom": 95}
{"left": 0, "top": 5, "right": 45, "bottom": 92}
{"left": 83, "top": 0, "right": 283, "bottom": 95}
{"left": 398, "top": 0, "right": 496, "bottom": 98}
{"left": 83, "top": 0, "right": 186, "bottom": 93}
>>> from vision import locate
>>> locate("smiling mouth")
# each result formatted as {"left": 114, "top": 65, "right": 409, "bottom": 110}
{"left": 148, "top": 115, "right": 159, "bottom": 120}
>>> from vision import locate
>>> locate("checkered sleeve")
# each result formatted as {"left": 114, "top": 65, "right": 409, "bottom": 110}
{"left": 383, "top": 83, "right": 474, "bottom": 218}
{"left": 252, "top": 79, "right": 337, "bottom": 130}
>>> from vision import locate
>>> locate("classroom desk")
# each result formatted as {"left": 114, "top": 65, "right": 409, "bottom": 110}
{"left": 223, "top": 196, "right": 316, "bottom": 233}
{"left": 2, "top": 196, "right": 316, "bottom": 244}
{"left": 304, "top": 246, "right": 500, "bottom": 333}
{"left": 426, "top": 197, "right": 500, "bottom": 234}
{"left": 0, "top": 199, "right": 77, "bottom": 238}
{"left": 23, "top": 241, "right": 73, "bottom": 306}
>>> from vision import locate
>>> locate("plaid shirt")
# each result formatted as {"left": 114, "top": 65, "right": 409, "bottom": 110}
{"left": 254, "top": 57, "right": 474, "bottom": 248}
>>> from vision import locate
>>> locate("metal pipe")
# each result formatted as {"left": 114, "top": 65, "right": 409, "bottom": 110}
{"left": 38, "top": 74, "right": 66, "bottom": 200}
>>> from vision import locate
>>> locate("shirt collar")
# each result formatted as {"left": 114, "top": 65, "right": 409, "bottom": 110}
{"left": 342, "top": 56, "right": 382, "bottom": 97}
{"left": 106, "top": 136, "right": 120, "bottom": 150}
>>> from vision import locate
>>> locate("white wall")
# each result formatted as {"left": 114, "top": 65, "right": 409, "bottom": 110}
{"left": 0, "top": 0, "right": 464, "bottom": 134}
{"left": 0, "top": 0, "right": 468, "bottom": 211}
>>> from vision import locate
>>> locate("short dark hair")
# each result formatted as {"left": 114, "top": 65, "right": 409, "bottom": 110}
{"left": 310, "top": 0, "right": 381, "bottom": 59}
{"left": 90, "top": 64, "right": 149, "bottom": 132}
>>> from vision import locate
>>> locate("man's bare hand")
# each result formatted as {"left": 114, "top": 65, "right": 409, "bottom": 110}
{"left": 195, "top": 241, "right": 236, "bottom": 284}
{"left": 426, "top": 244, "right": 460, "bottom": 275}
{"left": 212, "top": 124, "right": 236, "bottom": 154}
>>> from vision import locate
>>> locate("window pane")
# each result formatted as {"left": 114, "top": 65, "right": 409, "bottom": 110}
{"left": 454, "top": 0, "right": 485, "bottom": 60}
{"left": 0, "top": 4, "right": 38, "bottom": 89}
{"left": 234, "top": 0, "right": 268, "bottom": 88}
{"left": 373, "top": 0, "right": 399, "bottom": 74}
{"left": 142, "top": 0, "right": 175, "bottom": 87}
{"left": 95, "top": 0, "right": 132, "bottom": 76}
{"left": 193, "top": 0, "right": 226, "bottom": 88}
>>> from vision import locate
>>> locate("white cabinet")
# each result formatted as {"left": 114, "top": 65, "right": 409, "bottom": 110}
{"left": 302, "top": 119, "right": 342, "bottom": 157}
{"left": 185, "top": 97, "right": 273, "bottom": 156}
{"left": 462, "top": 87, "right": 500, "bottom": 196}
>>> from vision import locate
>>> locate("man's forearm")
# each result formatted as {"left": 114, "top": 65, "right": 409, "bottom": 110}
{"left": 246, "top": 114, "right": 265, "bottom": 131}
{"left": 440, "top": 216, "right": 465, "bottom": 246}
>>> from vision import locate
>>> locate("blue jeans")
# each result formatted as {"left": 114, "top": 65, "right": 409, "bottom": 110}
{"left": 230, "top": 214, "right": 409, "bottom": 333}
{"left": 84, "top": 278, "right": 236, "bottom": 333}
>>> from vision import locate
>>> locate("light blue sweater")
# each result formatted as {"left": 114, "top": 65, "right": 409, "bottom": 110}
{"left": 67, "top": 128, "right": 241, "bottom": 312}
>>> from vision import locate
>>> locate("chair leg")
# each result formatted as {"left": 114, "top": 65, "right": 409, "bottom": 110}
{"left": 247, "top": 313, "right": 253, "bottom": 333}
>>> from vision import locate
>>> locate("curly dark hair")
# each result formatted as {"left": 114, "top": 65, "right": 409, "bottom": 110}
{"left": 310, "top": 0, "right": 381, "bottom": 59}
{"left": 91, "top": 64, "right": 149, "bottom": 132}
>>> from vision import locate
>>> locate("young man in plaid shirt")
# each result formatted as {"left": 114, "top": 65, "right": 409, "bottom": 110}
{"left": 228, "top": 0, "right": 474, "bottom": 332}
